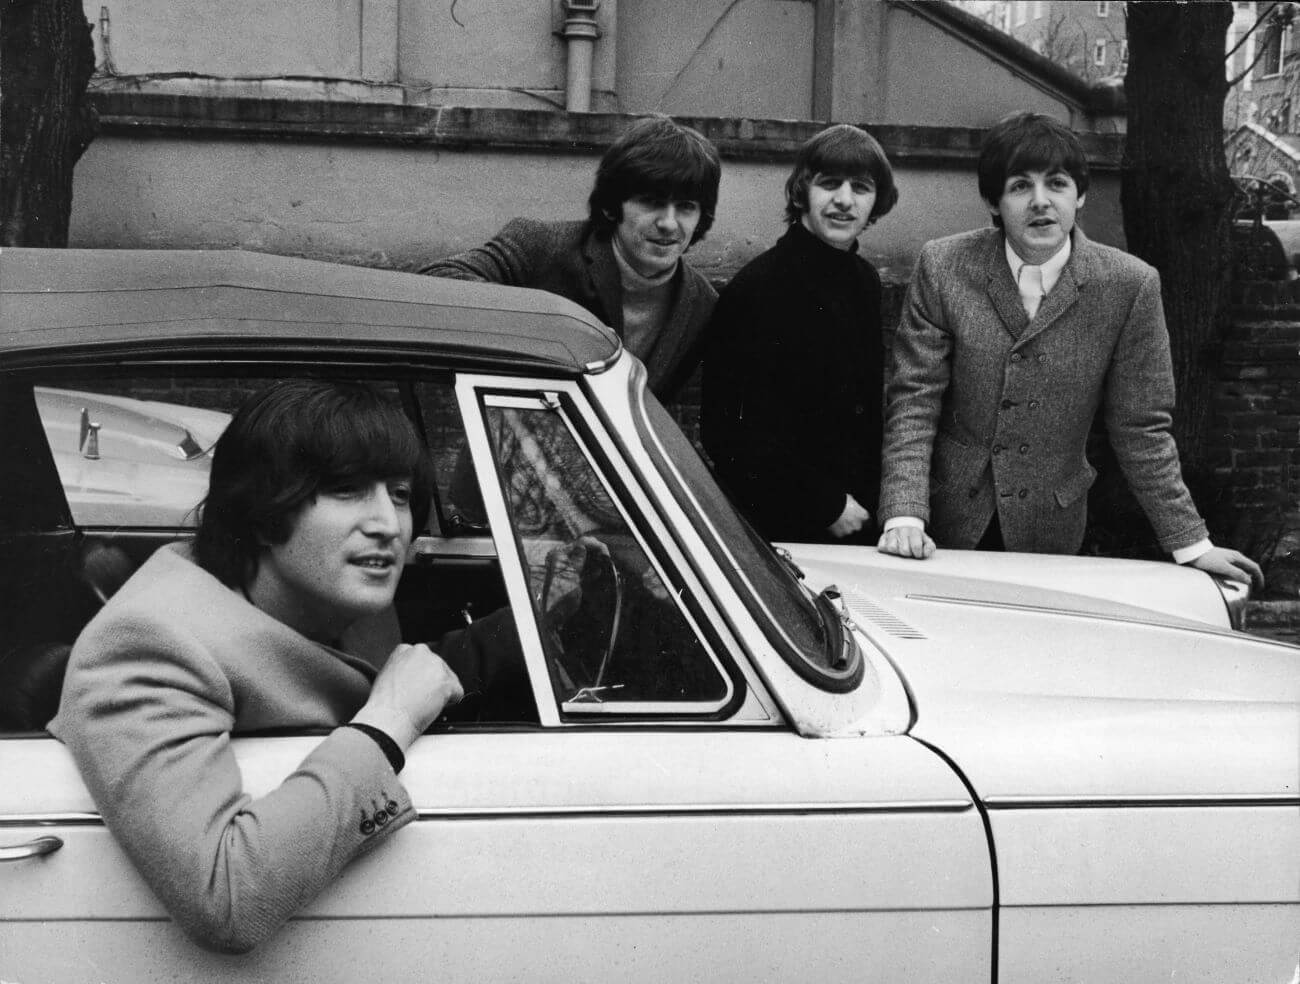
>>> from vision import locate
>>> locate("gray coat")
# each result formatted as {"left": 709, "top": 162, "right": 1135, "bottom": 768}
{"left": 50, "top": 544, "right": 411, "bottom": 953}
{"left": 879, "top": 226, "right": 1207, "bottom": 554}
{"left": 421, "top": 218, "right": 716, "bottom": 400}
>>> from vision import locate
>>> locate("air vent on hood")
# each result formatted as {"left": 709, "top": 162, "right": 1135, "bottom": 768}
{"left": 842, "top": 596, "right": 927, "bottom": 639}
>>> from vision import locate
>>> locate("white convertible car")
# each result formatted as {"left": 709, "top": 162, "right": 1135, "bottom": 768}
{"left": 1, "top": 248, "right": 1296, "bottom": 983}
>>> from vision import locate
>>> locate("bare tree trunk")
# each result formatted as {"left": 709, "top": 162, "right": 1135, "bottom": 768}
{"left": 1, "top": 0, "right": 97, "bottom": 247}
{"left": 1122, "top": 0, "right": 1233, "bottom": 474}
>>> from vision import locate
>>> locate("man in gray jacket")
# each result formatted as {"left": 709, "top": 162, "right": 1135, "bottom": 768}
{"left": 422, "top": 116, "right": 721, "bottom": 401}
{"left": 877, "top": 112, "right": 1260, "bottom": 585}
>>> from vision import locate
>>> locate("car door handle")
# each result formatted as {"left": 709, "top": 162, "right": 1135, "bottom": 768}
{"left": 0, "top": 835, "right": 64, "bottom": 862}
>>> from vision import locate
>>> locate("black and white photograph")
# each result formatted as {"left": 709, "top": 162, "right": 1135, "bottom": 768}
{"left": 2, "top": 1, "right": 1298, "bottom": 980}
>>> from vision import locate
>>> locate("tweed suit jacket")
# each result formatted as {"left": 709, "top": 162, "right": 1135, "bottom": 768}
{"left": 879, "top": 226, "right": 1208, "bottom": 554}
{"left": 421, "top": 218, "right": 717, "bottom": 400}
{"left": 49, "top": 544, "right": 412, "bottom": 954}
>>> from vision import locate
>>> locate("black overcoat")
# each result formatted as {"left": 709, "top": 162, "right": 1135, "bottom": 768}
{"left": 702, "top": 222, "right": 884, "bottom": 543}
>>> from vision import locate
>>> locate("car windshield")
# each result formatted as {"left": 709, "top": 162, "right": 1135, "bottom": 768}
{"left": 638, "top": 393, "right": 862, "bottom": 692}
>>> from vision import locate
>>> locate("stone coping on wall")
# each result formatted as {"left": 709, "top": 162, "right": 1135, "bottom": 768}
{"left": 87, "top": 90, "right": 1125, "bottom": 170}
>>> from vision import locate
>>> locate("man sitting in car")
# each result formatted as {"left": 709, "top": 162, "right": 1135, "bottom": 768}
{"left": 50, "top": 381, "right": 497, "bottom": 953}
{"left": 421, "top": 115, "right": 722, "bottom": 402}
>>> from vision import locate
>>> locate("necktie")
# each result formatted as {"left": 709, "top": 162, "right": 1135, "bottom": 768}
{"left": 1018, "top": 263, "right": 1045, "bottom": 319}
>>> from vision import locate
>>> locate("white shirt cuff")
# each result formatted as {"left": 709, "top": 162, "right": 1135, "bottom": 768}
{"left": 1171, "top": 538, "right": 1213, "bottom": 565}
{"left": 883, "top": 516, "right": 925, "bottom": 532}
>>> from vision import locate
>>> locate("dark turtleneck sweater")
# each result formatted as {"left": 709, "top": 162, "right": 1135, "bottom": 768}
{"left": 701, "top": 220, "right": 884, "bottom": 543}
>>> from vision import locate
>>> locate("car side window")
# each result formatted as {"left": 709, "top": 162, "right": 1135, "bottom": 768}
{"left": 481, "top": 393, "right": 732, "bottom": 715}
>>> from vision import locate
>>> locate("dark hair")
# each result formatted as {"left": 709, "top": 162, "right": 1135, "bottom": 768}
{"left": 588, "top": 115, "right": 722, "bottom": 245}
{"left": 193, "top": 380, "right": 433, "bottom": 589}
{"left": 783, "top": 124, "right": 899, "bottom": 225}
{"left": 977, "top": 112, "right": 1090, "bottom": 227}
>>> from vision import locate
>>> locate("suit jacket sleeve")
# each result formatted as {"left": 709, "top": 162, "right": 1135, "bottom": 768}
{"left": 879, "top": 242, "right": 952, "bottom": 525}
{"left": 418, "top": 217, "right": 545, "bottom": 285}
{"left": 56, "top": 613, "right": 414, "bottom": 954}
{"left": 1102, "top": 267, "right": 1209, "bottom": 551}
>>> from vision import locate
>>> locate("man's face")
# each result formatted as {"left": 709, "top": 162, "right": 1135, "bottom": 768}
{"left": 613, "top": 194, "right": 701, "bottom": 278}
{"left": 800, "top": 172, "right": 877, "bottom": 250}
{"left": 995, "top": 167, "right": 1085, "bottom": 264}
{"left": 254, "top": 477, "right": 414, "bottom": 642}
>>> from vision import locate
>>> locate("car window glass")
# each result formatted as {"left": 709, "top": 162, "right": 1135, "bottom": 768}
{"left": 2, "top": 370, "right": 536, "bottom": 734}
{"left": 482, "top": 395, "right": 731, "bottom": 715}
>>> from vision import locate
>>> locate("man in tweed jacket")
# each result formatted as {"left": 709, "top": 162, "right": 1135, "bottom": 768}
{"left": 422, "top": 116, "right": 720, "bottom": 402}
{"left": 877, "top": 112, "right": 1260, "bottom": 585}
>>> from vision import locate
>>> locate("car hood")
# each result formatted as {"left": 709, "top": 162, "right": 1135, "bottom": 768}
{"left": 789, "top": 546, "right": 1300, "bottom": 803}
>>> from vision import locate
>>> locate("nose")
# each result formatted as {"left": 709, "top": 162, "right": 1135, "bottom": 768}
{"left": 1029, "top": 181, "right": 1050, "bottom": 208}
{"left": 830, "top": 180, "right": 853, "bottom": 207}
{"left": 655, "top": 205, "right": 681, "bottom": 231}
{"left": 361, "top": 482, "right": 402, "bottom": 539}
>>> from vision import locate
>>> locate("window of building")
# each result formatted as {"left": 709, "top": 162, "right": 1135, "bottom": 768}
{"left": 1016, "top": 1, "right": 1027, "bottom": 27}
{"left": 1033, "top": 1, "right": 1044, "bottom": 18}
{"left": 1096, "top": 1, "right": 1110, "bottom": 16}
{"left": 1261, "top": 21, "right": 1284, "bottom": 77}
{"left": 1094, "top": 38, "right": 1107, "bottom": 67}
{"left": 1119, "top": 39, "right": 1129, "bottom": 68}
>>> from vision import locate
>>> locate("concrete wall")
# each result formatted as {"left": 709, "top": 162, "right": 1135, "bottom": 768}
{"left": 616, "top": 0, "right": 815, "bottom": 119}
{"left": 68, "top": 105, "right": 1126, "bottom": 283}
{"left": 83, "top": 0, "right": 1115, "bottom": 125}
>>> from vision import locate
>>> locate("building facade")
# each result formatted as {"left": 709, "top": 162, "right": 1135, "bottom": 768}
{"left": 71, "top": 0, "right": 1126, "bottom": 280}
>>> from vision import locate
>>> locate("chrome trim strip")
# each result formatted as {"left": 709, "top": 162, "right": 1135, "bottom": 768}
{"left": 985, "top": 793, "right": 1300, "bottom": 810}
{"left": 414, "top": 800, "right": 973, "bottom": 820}
{"left": 905, "top": 593, "right": 1241, "bottom": 639}
{"left": 0, "top": 813, "right": 102, "bottom": 827}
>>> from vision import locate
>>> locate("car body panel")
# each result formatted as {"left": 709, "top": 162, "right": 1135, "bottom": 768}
{"left": 2, "top": 732, "right": 993, "bottom": 982}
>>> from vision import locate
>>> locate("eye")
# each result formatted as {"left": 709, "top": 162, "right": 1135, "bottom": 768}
{"left": 674, "top": 200, "right": 701, "bottom": 215}
{"left": 851, "top": 180, "right": 875, "bottom": 195}
{"left": 1049, "top": 176, "right": 1072, "bottom": 190}
{"left": 1007, "top": 179, "right": 1031, "bottom": 194}
{"left": 815, "top": 176, "right": 841, "bottom": 190}
{"left": 387, "top": 481, "right": 413, "bottom": 507}
{"left": 322, "top": 481, "right": 364, "bottom": 500}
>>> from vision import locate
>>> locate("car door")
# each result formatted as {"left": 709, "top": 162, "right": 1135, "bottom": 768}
{"left": 1, "top": 365, "right": 991, "bottom": 983}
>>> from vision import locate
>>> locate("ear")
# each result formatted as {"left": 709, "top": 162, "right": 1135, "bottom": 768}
{"left": 1076, "top": 193, "right": 1086, "bottom": 210}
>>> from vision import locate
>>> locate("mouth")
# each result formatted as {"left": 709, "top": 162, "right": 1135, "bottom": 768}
{"left": 825, "top": 213, "right": 857, "bottom": 223}
{"left": 1027, "top": 217, "right": 1057, "bottom": 229}
{"left": 648, "top": 238, "right": 682, "bottom": 248}
{"left": 349, "top": 554, "right": 397, "bottom": 572}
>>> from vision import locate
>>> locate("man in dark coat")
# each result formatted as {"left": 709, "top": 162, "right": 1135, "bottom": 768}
{"left": 421, "top": 116, "right": 721, "bottom": 402}
{"left": 702, "top": 124, "right": 898, "bottom": 543}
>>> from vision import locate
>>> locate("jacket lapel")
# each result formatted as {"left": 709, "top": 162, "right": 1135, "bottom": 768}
{"left": 985, "top": 235, "right": 1030, "bottom": 340}
{"left": 582, "top": 231, "right": 624, "bottom": 333}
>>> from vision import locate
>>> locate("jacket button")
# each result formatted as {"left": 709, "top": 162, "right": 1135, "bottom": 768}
{"left": 1019, "top": 444, "right": 1029, "bottom": 453}
{"left": 1037, "top": 353, "right": 1048, "bottom": 363}
{"left": 854, "top": 404, "right": 865, "bottom": 415}
{"left": 1010, "top": 353, "right": 1023, "bottom": 362}
{"left": 1000, "top": 399, "right": 1014, "bottom": 410}
{"left": 992, "top": 443, "right": 1005, "bottom": 454}
{"left": 1029, "top": 400, "right": 1040, "bottom": 409}
{"left": 1018, "top": 488, "right": 1029, "bottom": 498}
{"left": 968, "top": 487, "right": 979, "bottom": 498}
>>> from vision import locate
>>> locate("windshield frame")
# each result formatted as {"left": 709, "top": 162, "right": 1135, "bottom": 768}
{"left": 630, "top": 383, "right": 864, "bottom": 694}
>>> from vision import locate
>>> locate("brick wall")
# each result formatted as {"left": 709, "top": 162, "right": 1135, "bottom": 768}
{"left": 1218, "top": 280, "right": 1300, "bottom": 566}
